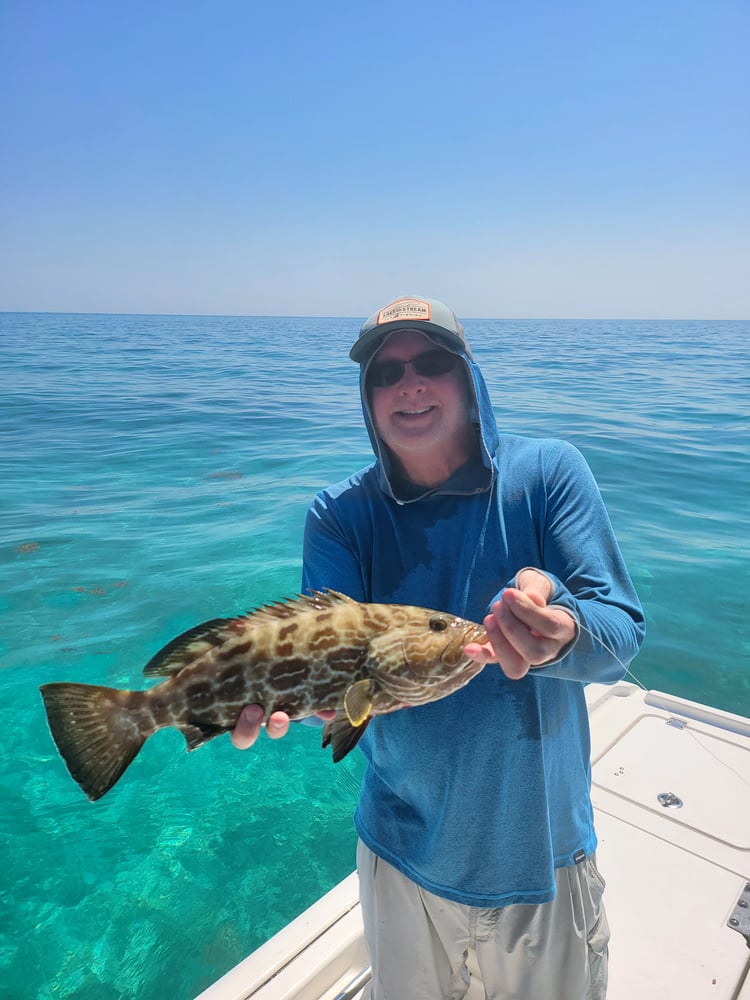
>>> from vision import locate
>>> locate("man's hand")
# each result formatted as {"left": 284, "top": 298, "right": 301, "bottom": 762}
{"left": 230, "top": 705, "right": 337, "bottom": 750}
{"left": 464, "top": 569, "right": 576, "bottom": 680}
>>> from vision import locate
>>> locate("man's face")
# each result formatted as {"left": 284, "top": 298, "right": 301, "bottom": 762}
{"left": 366, "top": 331, "right": 474, "bottom": 476}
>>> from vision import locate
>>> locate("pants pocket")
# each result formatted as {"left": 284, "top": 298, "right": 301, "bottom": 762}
{"left": 581, "top": 855, "right": 610, "bottom": 999}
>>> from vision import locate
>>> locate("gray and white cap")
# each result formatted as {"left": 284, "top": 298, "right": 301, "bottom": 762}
{"left": 350, "top": 296, "right": 473, "bottom": 363}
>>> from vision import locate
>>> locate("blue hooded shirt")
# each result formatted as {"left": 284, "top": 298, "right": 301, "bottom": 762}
{"left": 302, "top": 343, "right": 645, "bottom": 907}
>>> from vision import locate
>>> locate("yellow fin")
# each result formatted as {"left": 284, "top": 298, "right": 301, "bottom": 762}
{"left": 344, "top": 679, "right": 374, "bottom": 727}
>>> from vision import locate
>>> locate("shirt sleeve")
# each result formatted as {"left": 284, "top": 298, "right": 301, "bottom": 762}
{"left": 301, "top": 490, "right": 368, "bottom": 601}
{"left": 489, "top": 441, "right": 645, "bottom": 684}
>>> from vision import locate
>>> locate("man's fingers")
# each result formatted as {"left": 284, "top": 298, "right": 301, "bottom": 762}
{"left": 483, "top": 606, "right": 531, "bottom": 678}
{"left": 464, "top": 641, "right": 496, "bottom": 665}
{"left": 465, "top": 582, "right": 577, "bottom": 681}
{"left": 515, "top": 569, "right": 553, "bottom": 603}
{"left": 500, "top": 589, "right": 552, "bottom": 633}
{"left": 231, "top": 704, "right": 264, "bottom": 750}
{"left": 266, "top": 711, "right": 291, "bottom": 739}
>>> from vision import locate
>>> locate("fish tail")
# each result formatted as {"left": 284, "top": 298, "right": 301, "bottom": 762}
{"left": 40, "top": 682, "right": 151, "bottom": 801}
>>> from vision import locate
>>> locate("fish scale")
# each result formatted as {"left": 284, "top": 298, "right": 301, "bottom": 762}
{"left": 40, "top": 589, "right": 487, "bottom": 801}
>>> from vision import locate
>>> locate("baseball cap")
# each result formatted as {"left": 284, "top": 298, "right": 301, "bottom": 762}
{"left": 350, "top": 296, "right": 473, "bottom": 363}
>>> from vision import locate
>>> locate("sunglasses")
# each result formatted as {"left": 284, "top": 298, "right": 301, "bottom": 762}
{"left": 367, "top": 349, "right": 459, "bottom": 388}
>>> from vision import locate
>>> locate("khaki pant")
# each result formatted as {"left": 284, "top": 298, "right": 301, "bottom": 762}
{"left": 357, "top": 840, "right": 609, "bottom": 1000}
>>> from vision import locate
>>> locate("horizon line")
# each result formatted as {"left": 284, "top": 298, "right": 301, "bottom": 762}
{"left": 1, "top": 309, "right": 747, "bottom": 323}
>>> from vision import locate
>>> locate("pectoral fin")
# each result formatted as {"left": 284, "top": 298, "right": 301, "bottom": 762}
{"left": 343, "top": 679, "right": 374, "bottom": 727}
{"left": 322, "top": 715, "right": 372, "bottom": 763}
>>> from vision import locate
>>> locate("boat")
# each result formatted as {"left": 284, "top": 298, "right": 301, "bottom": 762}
{"left": 196, "top": 680, "right": 750, "bottom": 999}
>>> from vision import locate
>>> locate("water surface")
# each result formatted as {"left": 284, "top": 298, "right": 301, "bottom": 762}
{"left": 2, "top": 312, "right": 748, "bottom": 998}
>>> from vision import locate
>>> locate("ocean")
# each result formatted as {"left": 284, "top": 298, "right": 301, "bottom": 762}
{"left": 2, "top": 312, "right": 748, "bottom": 999}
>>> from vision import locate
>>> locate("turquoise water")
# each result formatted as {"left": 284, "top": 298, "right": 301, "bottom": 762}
{"left": 2, "top": 312, "right": 748, "bottom": 999}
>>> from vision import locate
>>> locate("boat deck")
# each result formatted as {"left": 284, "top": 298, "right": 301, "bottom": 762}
{"left": 197, "top": 682, "right": 750, "bottom": 999}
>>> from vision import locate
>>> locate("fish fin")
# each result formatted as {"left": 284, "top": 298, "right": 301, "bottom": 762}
{"left": 311, "top": 588, "right": 358, "bottom": 606}
{"left": 143, "top": 591, "right": 359, "bottom": 676}
{"left": 245, "top": 589, "right": 357, "bottom": 623}
{"left": 40, "top": 683, "right": 149, "bottom": 802}
{"left": 322, "top": 716, "right": 371, "bottom": 763}
{"left": 343, "top": 679, "right": 374, "bottom": 727}
{"left": 180, "top": 722, "right": 231, "bottom": 751}
{"left": 143, "top": 618, "right": 241, "bottom": 677}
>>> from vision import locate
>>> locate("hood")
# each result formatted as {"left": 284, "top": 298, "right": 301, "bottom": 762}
{"left": 358, "top": 339, "right": 501, "bottom": 504}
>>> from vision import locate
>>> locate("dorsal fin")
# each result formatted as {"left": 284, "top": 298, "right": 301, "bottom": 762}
{"left": 143, "top": 590, "right": 357, "bottom": 678}
{"left": 143, "top": 618, "right": 242, "bottom": 677}
{"left": 244, "top": 589, "right": 356, "bottom": 623}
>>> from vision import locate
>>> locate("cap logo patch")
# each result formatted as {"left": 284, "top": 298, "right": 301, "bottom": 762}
{"left": 377, "top": 298, "right": 430, "bottom": 326}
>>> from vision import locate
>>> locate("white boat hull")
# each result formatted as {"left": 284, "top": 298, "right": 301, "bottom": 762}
{"left": 197, "top": 682, "right": 750, "bottom": 999}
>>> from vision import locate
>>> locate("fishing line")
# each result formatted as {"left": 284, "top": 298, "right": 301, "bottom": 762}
{"left": 576, "top": 620, "right": 750, "bottom": 790}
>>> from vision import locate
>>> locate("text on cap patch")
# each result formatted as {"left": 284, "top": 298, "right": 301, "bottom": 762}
{"left": 377, "top": 299, "right": 431, "bottom": 325}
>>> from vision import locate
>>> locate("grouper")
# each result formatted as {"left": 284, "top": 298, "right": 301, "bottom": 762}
{"left": 40, "top": 589, "right": 488, "bottom": 801}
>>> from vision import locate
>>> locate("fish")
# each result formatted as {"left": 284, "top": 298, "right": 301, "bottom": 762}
{"left": 39, "top": 589, "right": 488, "bottom": 801}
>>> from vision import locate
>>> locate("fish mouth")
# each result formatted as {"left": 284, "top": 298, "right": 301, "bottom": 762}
{"left": 465, "top": 623, "right": 488, "bottom": 645}
{"left": 444, "top": 624, "right": 488, "bottom": 659}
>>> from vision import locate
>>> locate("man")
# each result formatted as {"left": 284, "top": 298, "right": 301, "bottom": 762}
{"left": 233, "top": 296, "right": 645, "bottom": 999}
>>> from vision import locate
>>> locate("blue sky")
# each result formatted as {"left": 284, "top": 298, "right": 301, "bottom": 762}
{"left": 1, "top": 0, "right": 747, "bottom": 318}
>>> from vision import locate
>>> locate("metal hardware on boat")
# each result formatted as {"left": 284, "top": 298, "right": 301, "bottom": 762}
{"left": 333, "top": 965, "right": 372, "bottom": 1000}
{"left": 657, "top": 791, "right": 683, "bottom": 808}
{"left": 727, "top": 884, "right": 750, "bottom": 947}
{"left": 666, "top": 717, "right": 687, "bottom": 730}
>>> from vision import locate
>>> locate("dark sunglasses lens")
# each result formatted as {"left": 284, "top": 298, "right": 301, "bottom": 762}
{"left": 369, "top": 360, "right": 405, "bottom": 387}
{"left": 413, "top": 351, "right": 457, "bottom": 377}
{"left": 368, "top": 351, "right": 457, "bottom": 388}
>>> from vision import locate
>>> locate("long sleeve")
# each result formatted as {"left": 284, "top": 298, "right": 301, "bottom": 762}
{"left": 302, "top": 474, "right": 371, "bottom": 601}
{"left": 492, "top": 441, "right": 645, "bottom": 683}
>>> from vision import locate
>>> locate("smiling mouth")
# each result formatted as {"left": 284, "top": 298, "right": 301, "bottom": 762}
{"left": 396, "top": 405, "right": 435, "bottom": 417}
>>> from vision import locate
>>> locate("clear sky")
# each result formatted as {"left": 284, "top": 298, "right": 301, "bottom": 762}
{"left": 1, "top": 0, "right": 747, "bottom": 319}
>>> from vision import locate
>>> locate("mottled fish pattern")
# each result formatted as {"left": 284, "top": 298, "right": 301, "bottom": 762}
{"left": 40, "top": 590, "right": 487, "bottom": 801}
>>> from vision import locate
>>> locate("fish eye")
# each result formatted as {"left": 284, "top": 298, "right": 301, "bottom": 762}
{"left": 429, "top": 615, "right": 449, "bottom": 632}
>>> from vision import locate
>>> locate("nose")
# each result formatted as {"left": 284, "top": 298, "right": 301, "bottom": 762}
{"left": 397, "top": 361, "right": 427, "bottom": 391}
